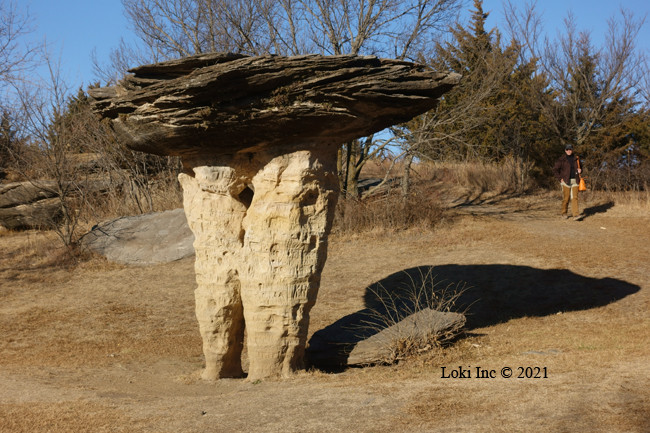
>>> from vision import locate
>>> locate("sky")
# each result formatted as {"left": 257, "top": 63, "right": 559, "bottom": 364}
{"left": 23, "top": 0, "right": 650, "bottom": 90}
{"left": 24, "top": 0, "right": 132, "bottom": 87}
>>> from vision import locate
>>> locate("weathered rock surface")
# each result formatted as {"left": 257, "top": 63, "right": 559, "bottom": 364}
{"left": 0, "top": 181, "right": 59, "bottom": 208}
{"left": 179, "top": 145, "right": 339, "bottom": 380}
{"left": 0, "top": 178, "right": 112, "bottom": 230}
{"left": 0, "top": 182, "right": 60, "bottom": 230}
{"left": 88, "top": 53, "right": 460, "bottom": 162}
{"left": 90, "top": 53, "right": 458, "bottom": 380}
{"left": 82, "top": 209, "right": 195, "bottom": 265}
{"left": 307, "top": 308, "right": 466, "bottom": 367}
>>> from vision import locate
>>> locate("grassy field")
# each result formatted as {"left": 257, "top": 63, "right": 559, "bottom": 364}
{"left": 1, "top": 189, "right": 648, "bottom": 432}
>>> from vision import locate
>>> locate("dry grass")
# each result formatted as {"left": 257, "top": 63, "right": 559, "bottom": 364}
{"left": 335, "top": 158, "right": 540, "bottom": 236}
{"left": 1, "top": 183, "right": 649, "bottom": 432}
{"left": 583, "top": 188, "right": 650, "bottom": 213}
{"left": 334, "top": 159, "right": 527, "bottom": 235}
{"left": 333, "top": 185, "right": 444, "bottom": 234}
{"left": 416, "top": 158, "right": 532, "bottom": 195}
{"left": 0, "top": 402, "right": 149, "bottom": 433}
{"left": 356, "top": 267, "right": 468, "bottom": 362}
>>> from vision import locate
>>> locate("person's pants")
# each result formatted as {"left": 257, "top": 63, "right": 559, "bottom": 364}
{"left": 561, "top": 179, "right": 579, "bottom": 217}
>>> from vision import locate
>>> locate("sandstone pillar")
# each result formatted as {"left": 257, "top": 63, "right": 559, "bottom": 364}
{"left": 179, "top": 145, "right": 339, "bottom": 380}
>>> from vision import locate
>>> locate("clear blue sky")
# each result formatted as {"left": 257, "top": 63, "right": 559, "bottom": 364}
{"left": 25, "top": 0, "right": 132, "bottom": 87}
{"left": 25, "top": 0, "right": 650, "bottom": 89}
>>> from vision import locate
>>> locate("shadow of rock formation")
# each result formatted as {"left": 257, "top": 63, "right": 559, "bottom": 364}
{"left": 307, "top": 264, "right": 640, "bottom": 370}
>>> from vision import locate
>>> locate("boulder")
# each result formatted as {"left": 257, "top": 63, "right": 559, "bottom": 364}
{"left": 308, "top": 308, "right": 466, "bottom": 367}
{"left": 82, "top": 208, "right": 194, "bottom": 265}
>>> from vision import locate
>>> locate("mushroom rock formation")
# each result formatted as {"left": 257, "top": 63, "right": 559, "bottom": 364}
{"left": 89, "top": 53, "right": 459, "bottom": 381}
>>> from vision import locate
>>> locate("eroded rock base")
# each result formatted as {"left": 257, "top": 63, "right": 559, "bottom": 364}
{"left": 179, "top": 145, "right": 338, "bottom": 380}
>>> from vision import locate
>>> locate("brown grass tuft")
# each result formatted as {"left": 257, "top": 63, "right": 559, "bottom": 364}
{"left": 357, "top": 268, "right": 468, "bottom": 363}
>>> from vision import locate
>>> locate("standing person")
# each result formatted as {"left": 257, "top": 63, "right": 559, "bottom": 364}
{"left": 553, "top": 144, "right": 583, "bottom": 220}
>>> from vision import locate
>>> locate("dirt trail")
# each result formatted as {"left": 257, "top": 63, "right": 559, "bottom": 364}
{"left": 1, "top": 192, "right": 648, "bottom": 432}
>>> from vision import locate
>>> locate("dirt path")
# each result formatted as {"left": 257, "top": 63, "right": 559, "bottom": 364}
{"left": 1, "top": 192, "right": 648, "bottom": 432}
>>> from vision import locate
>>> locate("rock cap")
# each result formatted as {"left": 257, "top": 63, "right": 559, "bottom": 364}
{"left": 89, "top": 53, "right": 460, "bottom": 158}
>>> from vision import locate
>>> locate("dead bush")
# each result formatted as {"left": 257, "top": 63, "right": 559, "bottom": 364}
{"left": 589, "top": 159, "right": 650, "bottom": 192}
{"left": 357, "top": 267, "right": 468, "bottom": 362}
{"left": 333, "top": 184, "right": 443, "bottom": 234}
{"left": 452, "top": 157, "right": 534, "bottom": 195}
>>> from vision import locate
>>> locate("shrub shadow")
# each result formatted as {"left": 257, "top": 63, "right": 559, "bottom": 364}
{"left": 582, "top": 201, "right": 615, "bottom": 219}
{"left": 307, "top": 264, "right": 639, "bottom": 370}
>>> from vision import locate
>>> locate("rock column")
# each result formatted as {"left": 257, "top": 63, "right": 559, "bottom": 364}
{"left": 179, "top": 145, "right": 338, "bottom": 380}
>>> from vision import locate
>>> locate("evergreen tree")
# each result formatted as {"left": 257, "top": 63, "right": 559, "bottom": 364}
{"left": 0, "top": 109, "right": 24, "bottom": 170}
{"left": 405, "top": 0, "right": 550, "bottom": 188}
{"left": 506, "top": 5, "right": 649, "bottom": 190}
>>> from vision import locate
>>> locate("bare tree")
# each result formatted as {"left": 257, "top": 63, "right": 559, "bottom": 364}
{"left": 504, "top": 2, "right": 648, "bottom": 148}
{"left": 0, "top": 0, "right": 38, "bottom": 86}
{"left": 0, "top": 0, "right": 40, "bottom": 158}
{"left": 119, "top": 0, "right": 463, "bottom": 59}
{"left": 92, "top": 38, "right": 154, "bottom": 86}
{"left": 108, "top": 0, "right": 463, "bottom": 197}
{"left": 9, "top": 57, "right": 89, "bottom": 248}
{"left": 120, "top": 0, "right": 286, "bottom": 58}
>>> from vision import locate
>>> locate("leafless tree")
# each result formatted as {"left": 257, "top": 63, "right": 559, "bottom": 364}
{"left": 503, "top": 1, "right": 649, "bottom": 148}
{"left": 106, "top": 0, "right": 463, "bottom": 197}
{"left": 9, "top": 56, "right": 90, "bottom": 248}
{"left": 0, "top": 0, "right": 40, "bottom": 154}
{"left": 92, "top": 38, "right": 154, "bottom": 86}
{"left": 0, "top": 0, "right": 38, "bottom": 86}
{"left": 10, "top": 54, "right": 182, "bottom": 248}
{"left": 119, "top": 0, "right": 463, "bottom": 59}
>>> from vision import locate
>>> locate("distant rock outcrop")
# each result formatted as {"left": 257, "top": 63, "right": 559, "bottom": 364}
{"left": 0, "top": 154, "right": 110, "bottom": 230}
{"left": 0, "top": 181, "right": 60, "bottom": 230}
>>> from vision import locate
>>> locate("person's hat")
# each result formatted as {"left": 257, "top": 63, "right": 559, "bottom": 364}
{"left": 565, "top": 144, "right": 573, "bottom": 150}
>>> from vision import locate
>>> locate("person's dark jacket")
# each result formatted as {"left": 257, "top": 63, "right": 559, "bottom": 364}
{"left": 553, "top": 154, "right": 583, "bottom": 183}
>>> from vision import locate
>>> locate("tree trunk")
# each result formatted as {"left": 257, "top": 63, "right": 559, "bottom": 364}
{"left": 401, "top": 153, "right": 414, "bottom": 199}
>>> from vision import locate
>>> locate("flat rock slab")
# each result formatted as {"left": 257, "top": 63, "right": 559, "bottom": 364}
{"left": 82, "top": 208, "right": 194, "bottom": 265}
{"left": 308, "top": 308, "right": 466, "bottom": 367}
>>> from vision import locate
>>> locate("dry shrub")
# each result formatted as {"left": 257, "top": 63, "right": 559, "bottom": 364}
{"left": 589, "top": 155, "right": 650, "bottom": 192}
{"left": 584, "top": 187, "right": 650, "bottom": 213}
{"left": 333, "top": 184, "right": 443, "bottom": 234}
{"left": 451, "top": 157, "right": 532, "bottom": 195}
{"left": 82, "top": 172, "right": 183, "bottom": 221}
{"left": 359, "top": 267, "right": 468, "bottom": 363}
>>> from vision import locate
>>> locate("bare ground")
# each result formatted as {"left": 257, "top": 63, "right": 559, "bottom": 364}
{"left": 1, "top": 191, "right": 648, "bottom": 432}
